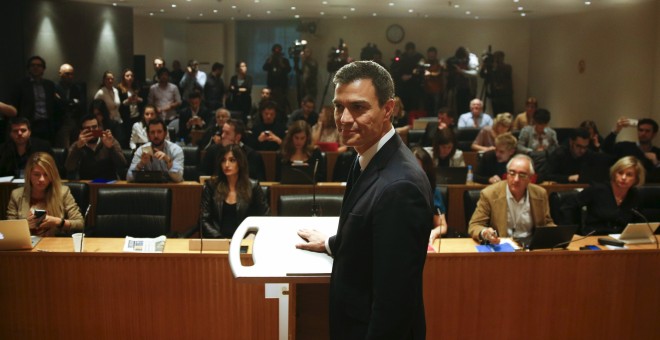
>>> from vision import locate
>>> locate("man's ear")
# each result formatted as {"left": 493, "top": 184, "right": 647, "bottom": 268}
{"left": 382, "top": 99, "right": 395, "bottom": 123}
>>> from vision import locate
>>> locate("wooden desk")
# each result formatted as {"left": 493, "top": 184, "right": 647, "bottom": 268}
{"left": 2, "top": 237, "right": 658, "bottom": 339}
{"left": 445, "top": 183, "right": 587, "bottom": 235}
{"left": 266, "top": 183, "right": 346, "bottom": 216}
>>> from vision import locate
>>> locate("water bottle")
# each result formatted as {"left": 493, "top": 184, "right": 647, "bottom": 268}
{"left": 466, "top": 165, "right": 474, "bottom": 185}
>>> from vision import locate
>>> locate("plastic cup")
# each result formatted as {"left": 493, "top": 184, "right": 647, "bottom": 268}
{"left": 72, "top": 233, "right": 84, "bottom": 252}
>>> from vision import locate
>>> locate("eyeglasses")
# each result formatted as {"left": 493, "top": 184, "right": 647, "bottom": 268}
{"left": 507, "top": 170, "right": 530, "bottom": 180}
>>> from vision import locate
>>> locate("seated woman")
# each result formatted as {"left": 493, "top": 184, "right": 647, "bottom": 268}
{"left": 512, "top": 97, "right": 537, "bottom": 131}
{"left": 130, "top": 105, "right": 158, "bottom": 150}
{"left": 6, "top": 152, "right": 84, "bottom": 236}
{"left": 471, "top": 112, "right": 513, "bottom": 152}
{"left": 276, "top": 120, "right": 327, "bottom": 182}
{"left": 311, "top": 105, "right": 347, "bottom": 153}
{"left": 474, "top": 133, "right": 518, "bottom": 184}
{"left": 200, "top": 144, "right": 270, "bottom": 238}
{"left": 411, "top": 146, "right": 447, "bottom": 247}
{"left": 431, "top": 128, "right": 465, "bottom": 167}
{"left": 579, "top": 120, "right": 603, "bottom": 152}
{"left": 561, "top": 156, "right": 645, "bottom": 235}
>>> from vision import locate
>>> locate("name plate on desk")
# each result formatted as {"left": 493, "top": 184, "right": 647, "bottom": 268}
{"left": 189, "top": 239, "right": 230, "bottom": 251}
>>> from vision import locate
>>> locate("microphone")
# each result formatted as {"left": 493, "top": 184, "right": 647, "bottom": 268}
{"left": 631, "top": 208, "right": 659, "bottom": 249}
{"left": 311, "top": 159, "right": 320, "bottom": 217}
{"left": 551, "top": 229, "right": 595, "bottom": 251}
{"left": 81, "top": 203, "right": 92, "bottom": 252}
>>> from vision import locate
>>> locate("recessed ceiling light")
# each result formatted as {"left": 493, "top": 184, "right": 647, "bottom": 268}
{"left": 466, "top": 11, "right": 471, "bottom": 15}
{"left": 518, "top": 7, "right": 523, "bottom": 11}
{"left": 585, "top": 1, "right": 591, "bottom": 5}
{"left": 231, "top": 5, "right": 237, "bottom": 9}
{"left": 372, "top": 13, "right": 377, "bottom": 17}
{"left": 213, "top": 9, "right": 218, "bottom": 13}
{"left": 350, "top": 8, "right": 355, "bottom": 12}
{"left": 294, "top": 14, "right": 300, "bottom": 18}
{"left": 199, "top": 13, "right": 203, "bottom": 16}
{"left": 322, "top": 1, "right": 328, "bottom": 4}
{"left": 454, "top": 4, "right": 460, "bottom": 8}
{"left": 171, "top": 4, "right": 176, "bottom": 8}
{"left": 160, "top": 9, "right": 165, "bottom": 12}
{"left": 320, "top": 11, "right": 325, "bottom": 15}
{"left": 389, "top": 3, "right": 395, "bottom": 7}
{"left": 254, "top": 0, "right": 260, "bottom": 3}
{"left": 475, "top": 16, "right": 479, "bottom": 19}
{"left": 187, "top": 0, "right": 191, "bottom": 2}
{"left": 343, "top": 15, "right": 348, "bottom": 19}
{"left": 291, "top": 6, "right": 296, "bottom": 10}
{"left": 513, "top": 0, "right": 520, "bottom": 3}
{"left": 266, "top": 10, "right": 271, "bottom": 14}
{"left": 408, "top": 9, "right": 414, "bottom": 13}
{"left": 149, "top": 12, "right": 154, "bottom": 16}
{"left": 247, "top": 14, "right": 252, "bottom": 17}
{"left": 112, "top": 2, "right": 117, "bottom": 6}
{"left": 520, "top": 12, "right": 526, "bottom": 17}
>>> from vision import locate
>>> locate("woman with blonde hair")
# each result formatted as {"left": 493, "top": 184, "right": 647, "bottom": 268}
{"left": 471, "top": 112, "right": 513, "bottom": 152}
{"left": 7, "top": 152, "right": 83, "bottom": 236}
{"left": 562, "top": 156, "right": 645, "bottom": 235}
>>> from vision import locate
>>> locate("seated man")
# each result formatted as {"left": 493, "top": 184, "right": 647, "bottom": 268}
{"left": 0, "top": 117, "right": 54, "bottom": 178}
{"left": 178, "top": 92, "right": 210, "bottom": 143}
{"left": 127, "top": 118, "right": 184, "bottom": 182}
{"left": 251, "top": 100, "right": 286, "bottom": 151}
{"left": 287, "top": 95, "right": 318, "bottom": 127}
{"left": 457, "top": 98, "right": 493, "bottom": 129}
{"left": 65, "top": 113, "right": 127, "bottom": 180}
{"left": 474, "top": 132, "right": 517, "bottom": 184}
{"left": 468, "top": 154, "right": 554, "bottom": 244}
{"left": 421, "top": 107, "right": 455, "bottom": 147}
{"left": 517, "top": 108, "right": 558, "bottom": 154}
{"left": 201, "top": 118, "right": 266, "bottom": 181}
{"left": 545, "top": 128, "right": 594, "bottom": 183}
{"left": 198, "top": 108, "right": 230, "bottom": 152}
{"left": 603, "top": 117, "right": 660, "bottom": 174}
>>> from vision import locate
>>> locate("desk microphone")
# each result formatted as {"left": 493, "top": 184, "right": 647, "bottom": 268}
{"left": 81, "top": 203, "right": 92, "bottom": 252}
{"left": 631, "top": 208, "right": 659, "bottom": 250}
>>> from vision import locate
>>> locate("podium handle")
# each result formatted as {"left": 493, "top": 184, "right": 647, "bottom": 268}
{"left": 229, "top": 223, "right": 259, "bottom": 278}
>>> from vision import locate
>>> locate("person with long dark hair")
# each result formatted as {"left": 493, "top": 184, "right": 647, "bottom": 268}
{"left": 199, "top": 144, "right": 269, "bottom": 238}
{"left": 118, "top": 68, "right": 143, "bottom": 143}
{"left": 227, "top": 61, "right": 253, "bottom": 121}
{"left": 411, "top": 146, "right": 447, "bottom": 246}
{"left": 276, "top": 120, "right": 326, "bottom": 182}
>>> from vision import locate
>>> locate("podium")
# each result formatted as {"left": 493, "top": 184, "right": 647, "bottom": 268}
{"left": 229, "top": 216, "right": 338, "bottom": 340}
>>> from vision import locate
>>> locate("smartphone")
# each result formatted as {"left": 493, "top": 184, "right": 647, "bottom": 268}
{"left": 142, "top": 145, "right": 153, "bottom": 155}
{"left": 264, "top": 130, "right": 271, "bottom": 136}
{"left": 90, "top": 129, "right": 104, "bottom": 138}
{"left": 33, "top": 209, "right": 46, "bottom": 224}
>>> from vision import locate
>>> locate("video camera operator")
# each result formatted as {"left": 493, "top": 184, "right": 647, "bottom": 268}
{"left": 327, "top": 39, "right": 351, "bottom": 74}
{"left": 262, "top": 43, "right": 292, "bottom": 115}
{"left": 445, "top": 46, "right": 479, "bottom": 117}
{"left": 392, "top": 42, "right": 424, "bottom": 111}
{"left": 479, "top": 49, "right": 513, "bottom": 115}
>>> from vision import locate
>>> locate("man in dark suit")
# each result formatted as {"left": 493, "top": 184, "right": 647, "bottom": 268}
{"left": 297, "top": 61, "right": 433, "bottom": 339}
{"left": 177, "top": 92, "right": 210, "bottom": 144}
{"left": 12, "top": 56, "right": 57, "bottom": 142}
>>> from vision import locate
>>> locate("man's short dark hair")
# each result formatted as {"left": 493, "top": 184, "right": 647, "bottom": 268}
{"left": 572, "top": 127, "right": 591, "bottom": 140}
{"left": 427, "top": 47, "right": 437, "bottom": 53}
{"left": 156, "top": 67, "right": 170, "bottom": 78}
{"left": 333, "top": 61, "right": 394, "bottom": 107}
{"left": 148, "top": 117, "right": 167, "bottom": 132}
{"left": 212, "top": 62, "right": 224, "bottom": 71}
{"left": 7, "top": 116, "right": 31, "bottom": 134}
{"left": 259, "top": 100, "right": 278, "bottom": 113}
{"left": 302, "top": 95, "right": 315, "bottom": 104}
{"left": 226, "top": 118, "right": 246, "bottom": 139}
{"left": 533, "top": 109, "right": 551, "bottom": 125}
{"left": 27, "top": 56, "right": 46, "bottom": 69}
{"left": 79, "top": 113, "right": 97, "bottom": 128}
{"left": 638, "top": 118, "right": 659, "bottom": 133}
{"left": 188, "top": 92, "right": 202, "bottom": 100}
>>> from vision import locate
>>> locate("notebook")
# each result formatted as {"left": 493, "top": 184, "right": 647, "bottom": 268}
{"left": 514, "top": 225, "right": 578, "bottom": 250}
{"left": 436, "top": 166, "right": 468, "bottom": 185}
{"left": 133, "top": 170, "right": 169, "bottom": 183}
{"left": 610, "top": 222, "right": 660, "bottom": 244}
{"left": 280, "top": 163, "right": 315, "bottom": 184}
{"left": 0, "top": 220, "right": 41, "bottom": 250}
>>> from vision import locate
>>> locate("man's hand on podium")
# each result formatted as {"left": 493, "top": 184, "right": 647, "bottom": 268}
{"left": 296, "top": 229, "right": 329, "bottom": 253}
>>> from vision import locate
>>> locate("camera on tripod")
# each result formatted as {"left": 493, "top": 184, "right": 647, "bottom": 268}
{"left": 327, "top": 38, "right": 347, "bottom": 73}
{"left": 288, "top": 39, "right": 308, "bottom": 59}
{"left": 481, "top": 45, "right": 494, "bottom": 72}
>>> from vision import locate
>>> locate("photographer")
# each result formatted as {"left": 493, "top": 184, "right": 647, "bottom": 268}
{"left": 446, "top": 46, "right": 479, "bottom": 117}
{"left": 262, "top": 44, "right": 292, "bottom": 113}
{"left": 480, "top": 50, "right": 513, "bottom": 115}
{"left": 392, "top": 42, "right": 424, "bottom": 111}
{"left": 327, "top": 39, "right": 351, "bottom": 74}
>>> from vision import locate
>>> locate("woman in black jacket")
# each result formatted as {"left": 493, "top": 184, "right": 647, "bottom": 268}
{"left": 200, "top": 144, "right": 269, "bottom": 238}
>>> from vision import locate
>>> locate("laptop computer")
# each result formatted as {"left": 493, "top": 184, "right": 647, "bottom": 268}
{"left": 436, "top": 166, "right": 468, "bottom": 185}
{"left": 280, "top": 163, "right": 315, "bottom": 184}
{"left": 514, "top": 225, "right": 578, "bottom": 250}
{"left": 0, "top": 220, "right": 41, "bottom": 250}
{"left": 610, "top": 222, "right": 660, "bottom": 244}
{"left": 133, "top": 170, "right": 169, "bottom": 183}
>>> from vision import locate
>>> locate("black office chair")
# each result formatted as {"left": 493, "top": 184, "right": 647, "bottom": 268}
{"left": 463, "top": 189, "right": 482, "bottom": 226}
{"left": 182, "top": 145, "right": 200, "bottom": 182}
{"left": 91, "top": 187, "right": 172, "bottom": 238}
{"left": 52, "top": 147, "right": 68, "bottom": 179}
{"left": 117, "top": 149, "right": 134, "bottom": 180}
{"left": 63, "top": 182, "right": 89, "bottom": 215}
{"left": 638, "top": 185, "right": 660, "bottom": 222}
{"left": 549, "top": 190, "right": 582, "bottom": 226}
{"left": 278, "top": 194, "right": 343, "bottom": 216}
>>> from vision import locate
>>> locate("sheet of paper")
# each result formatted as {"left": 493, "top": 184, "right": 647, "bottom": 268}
{"left": 123, "top": 235, "right": 166, "bottom": 253}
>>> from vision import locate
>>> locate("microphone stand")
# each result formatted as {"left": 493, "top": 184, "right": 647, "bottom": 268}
{"left": 311, "top": 159, "right": 320, "bottom": 216}
{"left": 81, "top": 204, "right": 92, "bottom": 252}
{"left": 631, "top": 208, "right": 659, "bottom": 250}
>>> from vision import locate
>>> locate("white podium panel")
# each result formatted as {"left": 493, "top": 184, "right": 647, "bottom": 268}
{"left": 229, "top": 216, "right": 338, "bottom": 282}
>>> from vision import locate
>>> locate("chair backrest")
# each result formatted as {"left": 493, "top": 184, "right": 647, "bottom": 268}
{"left": 92, "top": 187, "right": 172, "bottom": 238}
{"left": 278, "top": 194, "right": 343, "bottom": 216}
{"left": 463, "top": 189, "right": 482, "bottom": 226}
{"left": 52, "top": 147, "right": 67, "bottom": 179}
{"left": 181, "top": 145, "right": 199, "bottom": 181}
{"left": 117, "top": 149, "right": 134, "bottom": 180}
{"left": 456, "top": 128, "right": 481, "bottom": 143}
{"left": 549, "top": 190, "right": 582, "bottom": 225}
{"left": 407, "top": 129, "right": 425, "bottom": 146}
{"left": 638, "top": 185, "right": 660, "bottom": 222}
{"left": 63, "top": 182, "right": 89, "bottom": 216}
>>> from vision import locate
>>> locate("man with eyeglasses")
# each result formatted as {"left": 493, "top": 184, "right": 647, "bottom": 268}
{"left": 545, "top": 128, "right": 596, "bottom": 183}
{"left": 64, "top": 113, "right": 127, "bottom": 180}
{"left": 12, "top": 56, "right": 57, "bottom": 142}
{"left": 468, "top": 154, "right": 554, "bottom": 244}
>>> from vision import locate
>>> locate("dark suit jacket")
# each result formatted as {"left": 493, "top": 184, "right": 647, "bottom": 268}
{"left": 178, "top": 106, "right": 211, "bottom": 143}
{"left": 13, "top": 77, "right": 56, "bottom": 121}
{"left": 328, "top": 133, "right": 433, "bottom": 340}
{"left": 0, "top": 138, "right": 54, "bottom": 177}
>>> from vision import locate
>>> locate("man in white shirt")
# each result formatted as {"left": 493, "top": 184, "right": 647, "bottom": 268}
{"left": 127, "top": 118, "right": 184, "bottom": 183}
{"left": 457, "top": 98, "right": 493, "bottom": 129}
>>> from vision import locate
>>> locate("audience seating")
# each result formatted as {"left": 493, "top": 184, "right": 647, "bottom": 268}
{"left": 181, "top": 145, "right": 200, "bottom": 182}
{"left": 408, "top": 129, "right": 425, "bottom": 146}
{"left": 554, "top": 127, "right": 574, "bottom": 146}
{"left": 52, "top": 147, "right": 67, "bottom": 179}
{"left": 456, "top": 128, "right": 480, "bottom": 152}
{"left": 549, "top": 190, "right": 584, "bottom": 227}
{"left": 63, "top": 182, "right": 89, "bottom": 216}
{"left": 463, "top": 189, "right": 481, "bottom": 228}
{"left": 91, "top": 187, "right": 172, "bottom": 238}
{"left": 117, "top": 149, "right": 134, "bottom": 180}
{"left": 638, "top": 185, "right": 660, "bottom": 222}
{"left": 278, "top": 194, "right": 343, "bottom": 216}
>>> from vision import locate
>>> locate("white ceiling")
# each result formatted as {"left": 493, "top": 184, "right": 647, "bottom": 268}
{"left": 75, "top": 0, "right": 651, "bottom": 21}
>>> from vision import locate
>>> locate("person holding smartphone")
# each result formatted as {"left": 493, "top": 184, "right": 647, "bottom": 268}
{"left": 65, "top": 109, "right": 127, "bottom": 180}
{"left": 7, "top": 152, "right": 83, "bottom": 236}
